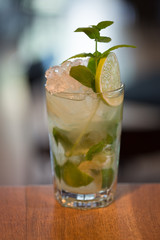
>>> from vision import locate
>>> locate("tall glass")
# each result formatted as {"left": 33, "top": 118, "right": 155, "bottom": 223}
{"left": 46, "top": 85, "right": 124, "bottom": 209}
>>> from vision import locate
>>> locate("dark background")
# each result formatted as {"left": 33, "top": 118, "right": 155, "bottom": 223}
{"left": 0, "top": 0, "right": 160, "bottom": 185}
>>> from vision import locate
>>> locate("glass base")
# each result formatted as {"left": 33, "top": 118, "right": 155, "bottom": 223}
{"left": 55, "top": 188, "right": 114, "bottom": 209}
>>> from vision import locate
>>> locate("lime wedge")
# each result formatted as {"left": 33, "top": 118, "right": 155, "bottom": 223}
{"left": 62, "top": 161, "right": 94, "bottom": 187}
{"left": 102, "top": 168, "right": 114, "bottom": 188}
{"left": 95, "top": 52, "right": 123, "bottom": 106}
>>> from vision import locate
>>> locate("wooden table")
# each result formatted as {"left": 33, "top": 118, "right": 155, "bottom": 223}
{"left": 0, "top": 184, "right": 160, "bottom": 240}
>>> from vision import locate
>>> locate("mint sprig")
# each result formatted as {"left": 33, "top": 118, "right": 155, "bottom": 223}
{"left": 66, "top": 20, "right": 135, "bottom": 92}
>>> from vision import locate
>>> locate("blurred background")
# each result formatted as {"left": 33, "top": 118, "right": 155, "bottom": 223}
{"left": 0, "top": 0, "right": 160, "bottom": 185}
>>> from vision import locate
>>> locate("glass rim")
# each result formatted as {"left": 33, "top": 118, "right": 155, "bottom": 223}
{"left": 45, "top": 83, "right": 124, "bottom": 98}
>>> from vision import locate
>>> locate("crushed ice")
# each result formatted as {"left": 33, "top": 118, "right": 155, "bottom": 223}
{"left": 45, "top": 58, "right": 94, "bottom": 95}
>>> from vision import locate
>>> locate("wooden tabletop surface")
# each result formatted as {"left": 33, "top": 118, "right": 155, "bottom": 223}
{"left": 0, "top": 184, "right": 159, "bottom": 240}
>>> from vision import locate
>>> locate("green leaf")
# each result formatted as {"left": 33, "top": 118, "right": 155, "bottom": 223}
{"left": 101, "top": 44, "right": 136, "bottom": 58}
{"left": 65, "top": 52, "right": 94, "bottom": 61}
{"left": 62, "top": 161, "right": 94, "bottom": 187}
{"left": 75, "top": 27, "right": 99, "bottom": 40}
{"left": 87, "top": 52, "right": 101, "bottom": 74}
{"left": 96, "top": 21, "right": 114, "bottom": 30}
{"left": 52, "top": 127, "right": 72, "bottom": 149}
{"left": 97, "top": 36, "right": 111, "bottom": 43}
{"left": 102, "top": 168, "right": 114, "bottom": 188}
{"left": 85, "top": 133, "right": 115, "bottom": 161}
{"left": 86, "top": 139, "right": 106, "bottom": 161}
{"left": 70, "top": 65, "right": 96, "bottom": 92}
{"left": 87, "top": 57, "right": 97, "bottom": 75}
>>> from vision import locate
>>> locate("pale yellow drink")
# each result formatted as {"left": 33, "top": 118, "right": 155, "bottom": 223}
{"left": 45, "top": 59, "right": 124, "bottom": 208}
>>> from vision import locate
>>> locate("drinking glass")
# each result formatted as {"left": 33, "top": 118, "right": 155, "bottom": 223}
{"left": 46, "top": 85, "right": 124, "bottom": 209}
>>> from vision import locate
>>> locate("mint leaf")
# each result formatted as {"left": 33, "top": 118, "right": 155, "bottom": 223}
{"left": 87, "top": 57, "right": 97, "bottom": 75}
{"left": 102, "top": 168, "right": 114, "bottom": 188}
{"left": 101, "top": 44, "right": 136, "bottom": 58}
{"left": 70, "top": 65, "right": 95, "bottom": 92}
{"left": 85, "top": 133, "right": 115, "bottom": 161}
{"left": 86, "top": 139, "right": 106, "bottom": 161}
{"left": 65, "top": 52, "right": 94, "bottom": 61}
{"left": 53, "top": 127, "right": 72, "bottom": 149}
{"left": 95, "top": 21, "right": 114, "bottom": 30}
{"left": 87, "top": 52, "right": 101, "bottom": 74}
{"left": 97, "top": 36, "right": 111, "bottom": 43}
{"left": 75, "top": 27, "right": 99, "bottom": 40}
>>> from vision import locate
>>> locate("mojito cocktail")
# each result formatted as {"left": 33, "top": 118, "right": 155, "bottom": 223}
{"left": 45, "top": 21, "right": 134, "bottom": 209}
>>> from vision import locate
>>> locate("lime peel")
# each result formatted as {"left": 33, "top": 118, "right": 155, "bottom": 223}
{"left": 62, "top": 161, "right": 94, "bottom": 187}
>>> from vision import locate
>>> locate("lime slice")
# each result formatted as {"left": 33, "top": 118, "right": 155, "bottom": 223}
{"left": 95, "top": 52, "right": 123, "bottom": 106}
{"left": 62, "top": 161, "right": 93, "bottom": 187}
{"left": 102, "top": 168, "right": 114, "bottom": 189}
